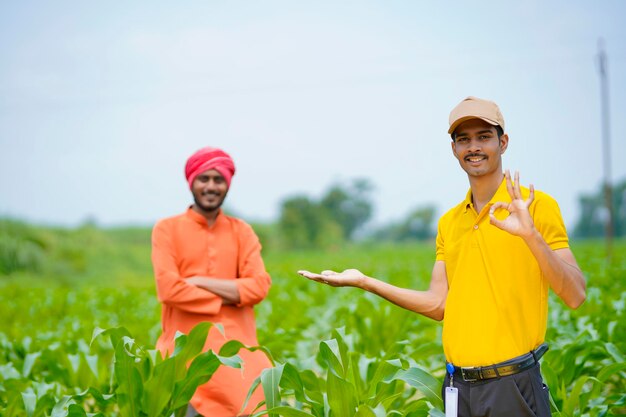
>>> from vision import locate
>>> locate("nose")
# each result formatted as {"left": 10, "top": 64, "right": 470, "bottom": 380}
{"left": 204, "top": 179, "right": 219, "bottom": 191}
{"left": 467, "top": 138, "right": 482, "bottom": 153}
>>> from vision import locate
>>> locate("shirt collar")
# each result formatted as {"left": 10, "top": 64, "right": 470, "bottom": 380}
{"left": 185, "top": 206, "right": 225, "bottom": 227}
{"left": 463, "top": 177, "right": 511, "bottom": 213}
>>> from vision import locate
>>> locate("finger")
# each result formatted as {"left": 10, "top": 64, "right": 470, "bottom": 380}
{"left": 504, "top": 170, "right": 515, "bottom": 199}
{"left": 489, "top": 212, "right": 506, "bottom": 230}
{"left": 297, "top": 270, "right": 322, "bottom": 279}
{"left": 298, "top": 271, "right": 332, "bottom": 285}
{"left": 489, "top": 201, "right": 509, "bottom": 215}
{"left": 526, "top": 183, "right": 535, "bottom": 208}
{"left": 321, "top": 270, "right": 338, "bottom": 276}
{"left": 513, "top": 171, "right": 522, "bottom": 200}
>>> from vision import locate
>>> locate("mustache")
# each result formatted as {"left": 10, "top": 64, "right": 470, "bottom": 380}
{"left": 464, "top": 153, "right": 487, "bottom": 160}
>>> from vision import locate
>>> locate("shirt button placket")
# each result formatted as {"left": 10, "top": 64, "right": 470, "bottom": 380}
{"left": 206, "top": 228, "right": 215, "bottom": 275}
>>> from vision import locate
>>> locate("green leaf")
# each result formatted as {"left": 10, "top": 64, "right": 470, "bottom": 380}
{"left": 90, "top": 327, "right": 108, "bottom": 346}
{"left": 241, "top": 375, "right": 264, "bottom": 416}
{"left": 22, "top": 390, "right": 36, "bottom": 417}
{"left": 261, "top": 363, "right": 285, "bottom": 414}
{"left": 33, "top": 392, "right": 57, "bottom": 417}
{"left": 331, "top": 328, "right": 351, "bottom": 375}
{"left": 67, "top": 353, "right": 81, "bottom": 375}
{"left": 218, "top": 339, "right": 276, "bottom": 366}
{"left": 170, "top": 352, "right": 221, "bottom": 410}
{"left": 90, "top": 326, "right": 132, "bottom": 349}
{"left": 278, "top": 363, "right": 309, "bottom": 404}
{"left": 218, "top": 339, "right": 247, "bottom": 356}
{"left": 84, "top": 353, "right": 100, "bottom": 380}
{"left": 51, "top": 395, "right": 75, "bottom": 417}
{"left": 113, "top": 338, "right": 143, "bottom": 417}
{"left": 597, "top": 361, "right": 626, "bottom": 382}
{"left": 355, "top": 404, "right": 377, "bottom": 417}
{"left": 141, "top": 356, "right": 176, "bottom": 417}
{"left": 367, "top": 358, "right": 404, "bottom": 398}
{"left": 604, "top": 342, "right": 624, "bottom": 362}
{"left": 370, "top": 380, "right": 405, "bottom": 409}
{"left": 22, "top": 352, "right": 41, "bottom": 377}
{"left": 540, "top": 361, "right": 558, "bottom": 396}
{"left": 319, "top": 339, "right": 345, "bottom": 378}
{"left": 395, "top": 367, "right": 443, "bottom": 410}
{"left": 67, "top": 404, "right": 88, "bottom": 417}
{"left": 172, "top": 322, "right": 212, "bottom": 380}
{"left": 326, "top": 370, "right": 358, "bottom": 416}
{"left": 0, "top": 363, "right": 21, "bottom": 380}
{"left": 254, "top": 406, "right": 315, "bottom": 417}
{"left": 561, "top": 375, "right": 601, "bottom": 416}
{"left": 215, "top": 353, "right": 243, "bottom": 370}
{"left": 428, "top": 408, "right": 445, "bottom": 417}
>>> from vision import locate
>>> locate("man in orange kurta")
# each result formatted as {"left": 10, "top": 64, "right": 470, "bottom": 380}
{"left": 151, "top": 147, "right": 272, "bottom": 416}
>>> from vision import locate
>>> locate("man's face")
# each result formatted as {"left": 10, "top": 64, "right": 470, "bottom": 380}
{"left": 191, "top": 169, "right": 229, "bottom": 213}
{"left": 451, "top": 119, "right": 508, "bottom": 178}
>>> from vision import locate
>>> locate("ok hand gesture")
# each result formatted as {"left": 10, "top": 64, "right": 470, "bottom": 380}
{"left": 489, "top": 170, "right": 536, "bottom": 239}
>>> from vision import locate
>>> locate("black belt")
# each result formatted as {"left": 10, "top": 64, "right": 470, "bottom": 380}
{"left": 448, "top": 343, "right": 549, "bottom": 382}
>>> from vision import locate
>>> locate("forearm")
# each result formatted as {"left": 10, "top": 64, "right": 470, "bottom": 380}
{"left": 189, "top": 277, "right": 241, "bottom": 305}
{"left": 523, "top": 230, "right": 586, "bottom": 308}
{"left": 359, "top": 276, "right": 446, "bottom": 321}
{"left": 300, "top": 262, "right": 448, "bottom": 320}
{"left": 155, "top": 275, "right": 223, "bottom": 314}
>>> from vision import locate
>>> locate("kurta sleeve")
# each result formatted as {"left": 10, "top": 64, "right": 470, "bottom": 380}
{"left": 234, "top": 223, "right": 272, "bottom": 307}
{"left": 152, "top": 220, "right": 223, "bottom": 315}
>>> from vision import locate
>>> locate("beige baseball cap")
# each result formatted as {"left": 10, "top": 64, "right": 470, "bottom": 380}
{"left": 448, "top": 96, "right": 505, "bottom": 134}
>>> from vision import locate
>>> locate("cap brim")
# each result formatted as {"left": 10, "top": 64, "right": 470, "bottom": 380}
{"left": 448, "top": 116, "right": 500, "bottom": 134}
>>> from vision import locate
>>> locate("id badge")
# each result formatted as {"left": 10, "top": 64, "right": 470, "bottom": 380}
{"left": 445, "top": 386, "right": 458, "bottom": 417}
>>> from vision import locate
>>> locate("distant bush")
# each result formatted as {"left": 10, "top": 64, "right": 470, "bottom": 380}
{"left": 0, "top": 218, "right": 153, "bottom": 282}
{"left": 0, "top": 219, "right": 47, "bottom": 275}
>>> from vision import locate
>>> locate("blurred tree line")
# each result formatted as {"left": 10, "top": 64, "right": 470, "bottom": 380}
{"left": 253, "top": 178, "right": 438, "bottom": 250}
{"left": 2, "top": 178, "right": 624, "bottom": 276}
{"left": 574, "top": 178, "right": 626, "bottom": 238}
{"left": 259, "top": 176, "right": 626, "bottom": 250}
{"left": 0, "top": 218, "right": 153, "bottom": 279}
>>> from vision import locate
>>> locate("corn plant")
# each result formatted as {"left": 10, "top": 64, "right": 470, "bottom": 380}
{"left": 243, "top": 327, "right": 443, "bottom": 417}
{"left": 49, "top": 322, "right": 247, "bottom": 417}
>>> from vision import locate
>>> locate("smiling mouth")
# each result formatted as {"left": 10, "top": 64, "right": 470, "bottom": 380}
{"left": 465, "top": 155, "right": 487, "bottom": 163}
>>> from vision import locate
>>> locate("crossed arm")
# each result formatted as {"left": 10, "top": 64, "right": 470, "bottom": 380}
{"left": 152, "top": 221, "right": 271, "bottom": 313}
{"left": 185, "top": 277, "right": 240, "bottom": 305}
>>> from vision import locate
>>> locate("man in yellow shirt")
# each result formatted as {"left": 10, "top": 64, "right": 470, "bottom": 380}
{"left": 299, "top": 96, "right": 586, "bottom": 417}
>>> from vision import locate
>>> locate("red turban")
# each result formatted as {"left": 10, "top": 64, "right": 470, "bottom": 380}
{"left": 184, "top": 147, "right": 236, "bottom": 189}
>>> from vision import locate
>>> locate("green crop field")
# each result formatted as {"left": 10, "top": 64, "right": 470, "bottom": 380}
{"left": 0, "top": 220, "right": 625, "bottom": 416}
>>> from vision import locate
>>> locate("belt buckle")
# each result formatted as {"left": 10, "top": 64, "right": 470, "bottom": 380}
{"left": 461, "top": 367, "right": 479, "bottom": 382}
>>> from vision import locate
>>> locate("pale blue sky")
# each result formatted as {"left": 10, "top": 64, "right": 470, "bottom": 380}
{"left": 1, "top": 1, "right": 625, "bottom": 230}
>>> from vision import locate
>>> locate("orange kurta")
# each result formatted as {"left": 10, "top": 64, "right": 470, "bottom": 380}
{"left": 152, "top": 208, "right": 272, "bottom": 416}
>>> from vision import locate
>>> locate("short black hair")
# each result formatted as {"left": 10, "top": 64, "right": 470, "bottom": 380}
{"left": 451, "top": 125, "right": 504, "bottom": 141}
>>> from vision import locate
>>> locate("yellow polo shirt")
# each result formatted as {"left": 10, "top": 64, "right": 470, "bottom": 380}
{"left": 436, "top": 179, "right": 569, "bottom": 367}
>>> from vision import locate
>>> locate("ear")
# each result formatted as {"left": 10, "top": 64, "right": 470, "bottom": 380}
{"left": 499, "top": 133, "right": 509, "bottom": 154}
{"left": 451, "top": 139, "right": 459, "bottom": 159}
